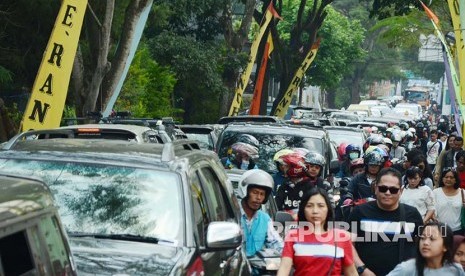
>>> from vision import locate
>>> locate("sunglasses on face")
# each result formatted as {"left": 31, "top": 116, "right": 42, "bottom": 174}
{"left": 377, "top": 185, "right": 400, "bottom": 194}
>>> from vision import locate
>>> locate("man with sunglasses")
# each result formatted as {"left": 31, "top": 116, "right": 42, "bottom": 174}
{"left": 348, "top": 168, "right": 423, "bottom": 276}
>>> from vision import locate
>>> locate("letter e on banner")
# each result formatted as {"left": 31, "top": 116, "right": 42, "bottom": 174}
{"left": 21, "top": 0, "right": 88, "bottom": 131}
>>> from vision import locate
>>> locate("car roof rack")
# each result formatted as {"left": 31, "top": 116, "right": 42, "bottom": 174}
{"left": 2, "top": 129, "right": 76, "bottom": 150}
{"left": 161, "top": 139, "right": 201, "bottom": 162}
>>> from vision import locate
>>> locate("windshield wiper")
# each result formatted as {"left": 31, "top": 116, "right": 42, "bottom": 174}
{"left": 68, "top": 232, "right": 175, "bottom": 244}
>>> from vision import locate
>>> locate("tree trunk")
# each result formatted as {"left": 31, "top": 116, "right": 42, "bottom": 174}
{"left": 220, "top": 0, "right": 256, "bottom": 116}
{"left": 101, "top": 0, "right": 153, "bottom": 111}
{"left": 81, "top": 0, "right": 114, "bottom": 115}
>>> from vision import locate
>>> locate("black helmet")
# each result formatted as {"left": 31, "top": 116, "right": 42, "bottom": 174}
{"left": 364, "top": 151, "right": 384, "bottom": 166}
{"left": 303, "top": 151, "right": 326, "bottom": 176}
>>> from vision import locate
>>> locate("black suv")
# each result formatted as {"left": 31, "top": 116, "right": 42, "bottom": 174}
{"left": 0, "top": 138, "right": 249, "bottom": 275}
{"left": 217, "top": 122, "right": 338, "bottom": 177}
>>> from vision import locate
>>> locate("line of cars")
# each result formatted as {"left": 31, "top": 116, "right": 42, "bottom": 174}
{"left": 0, "top": 109, "right": 388, "bottom": 274}
{"left": 0, "top": 133, "right": 248, "bottom": 275}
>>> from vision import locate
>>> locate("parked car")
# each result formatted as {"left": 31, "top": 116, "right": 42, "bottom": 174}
{"left": 218, "top": 115, "right": 285, "bottom": 124}
{"left": 328, "top": 111, "right": 363, "bottom": 123}
{"left": 346, "top": 121, "right": 388, "bottom": 135}
{"left": 323, "top": 126, "right": 368, "bottom": 149}
{"left": 178, "top": 124, "right": 220, "bottom": 151}
{"left": 392, "top": 103, "right": 422, "bottom": 119}
{"left": 0, "top": 138, "right": 249, "bottom": 275}
{"left": 26, "top": 124, "right": 172, "bottom": 144}
{"left": 217, "top": 122, "right": 338, "bottom": 177}
{"left": 0, "top": 174, "right": 77, "bottom": 275}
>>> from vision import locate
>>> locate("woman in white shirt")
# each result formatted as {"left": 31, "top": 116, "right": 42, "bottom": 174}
{"left": 400, "top": 166, "right": 435, "bottom": 224}
{"left": 433, "top": 168, "right": 464, "bottom": 235}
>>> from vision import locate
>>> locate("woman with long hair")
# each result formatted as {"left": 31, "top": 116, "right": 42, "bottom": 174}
{"left": 433, "top": 168, "right": 464, "bottom": 235}
{"left": 400, "top": 166, "right": 435, "bottom": 224}
{"left": 410, "top": 155, "right": 434, "bottom": 190}
{"left": 277, "top": 187, "right": 357, "bottom": 275}
{"left": 388, "top": 221, "right": 464, "bottom": 275}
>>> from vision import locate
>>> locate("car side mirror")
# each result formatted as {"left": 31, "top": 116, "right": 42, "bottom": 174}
{"left": 329, "top": 159, "right": 340, "bottom": 174}
{"left": 206, "top": 222, "right": 242, "bottom": 250}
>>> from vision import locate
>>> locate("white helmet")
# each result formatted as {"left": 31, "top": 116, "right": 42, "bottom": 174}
{"left": 392, "top": 133, "right": 402, "bottom": 142}
{"left": 383, "top": 138, "right": 393, "bottom": 146}
{"left": 408, "top": 127, "right": 416, "bottom": 134}
{"left": 238, "top": 169, "right": 274, "bottom": 204}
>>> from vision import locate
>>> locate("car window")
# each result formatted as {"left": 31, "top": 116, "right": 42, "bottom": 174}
{"left": 0, "top": 231, "right": 36, "bottom": 275}
{"left": 185, "top": 133, "right": 213, "bottom": 150}
{"left": 190, "top": 172, "right": 210, "bottom": 246}
{"left": 218, "top": 130, "right": 323, "bottom": 173}
{"left": 0, "top": 160, "right": 183, "bottom": 244}
{"left": 325, "top": 129, "right": 365, "bottom": 149}
{"left": 199, "top": 167, "right": 233, "bottom": 221}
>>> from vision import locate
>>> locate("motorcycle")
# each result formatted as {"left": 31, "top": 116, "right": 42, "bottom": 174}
{"left": 248, "top": 248, "right": 282, "bottom": 276}
{"left": 247, "top": 211, "right": 294, "bottom": 275}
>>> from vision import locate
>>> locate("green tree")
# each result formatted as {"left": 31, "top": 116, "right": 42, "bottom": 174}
{"left": 306, "top": 7, "right": 365, "bottom": 108}
{"left": 115, "top": 44, "right": 178, "bottom": 118}
{"left": 149, "top": 33, "right": 227, "bottom": 123}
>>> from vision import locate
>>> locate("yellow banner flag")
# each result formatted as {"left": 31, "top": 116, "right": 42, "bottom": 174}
{"left": 273, "top": 41, "right": 320, "bottom": 118}
{"left": 447, "top": 0, "right": 465, "bottom": 105}
{"left": 21, "top": 0, "right": 88, "bottom": 131}
{"left": 228, "top": 3, "right": 281, "bottom": 116}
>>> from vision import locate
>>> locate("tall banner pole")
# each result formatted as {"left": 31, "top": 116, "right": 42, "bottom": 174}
{"left": 21, "top": 0, "right": 88, "bottom": 131}
{"left": 446, "top": 0, "right": 465, "bottom": 105}
{"left": 249, "top": 33, "right": 274, "bottom": 115}
{"left": 421, "top": 1, "right": 465, "bottom": 136}
{"left": 228, "top": 3, "right": 281, "bottom": 116}
{"left": 272, "top": 40, "right": 320, "bottom": 118}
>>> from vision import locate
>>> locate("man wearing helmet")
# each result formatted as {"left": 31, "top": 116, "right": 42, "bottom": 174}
{"left": 346, "top": 151, "right": 385, "bottom": 202}
{"left": 238, "top": 169, "right": 283, "bottom": 258}
{"left": 337, "top": 144, "right": 361, "bottom": 178}
{"left": 390, "top": 133, "right": 406, "bottom": 160}
{"left": 275, "top": 152, "right": 328, "bottom": 215}
{"left": 222, "top": 142, "right": 259, "bottom": 170}
{"left": 272, "top": 149, "right": 294, "bottom": 193}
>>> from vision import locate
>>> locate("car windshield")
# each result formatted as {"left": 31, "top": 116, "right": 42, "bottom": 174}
{"left": 405, "top": 91, "right": 427, "bottom": 101}
{"left": 325, "top": 129, "right": 365, "bottom": 149}
{"left": 0, "top": 159, "right": 183, "bottom": 244}
{"left": 218, "top": 130, "right": 323, "bottom": 173}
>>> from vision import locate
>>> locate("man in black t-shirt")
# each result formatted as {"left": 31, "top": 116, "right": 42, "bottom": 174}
{"left": 348, "top": 167, "right": 423, "bottom": 276}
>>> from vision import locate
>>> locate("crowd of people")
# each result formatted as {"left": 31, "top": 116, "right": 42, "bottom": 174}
{"left": 223, "top": 113, "right": 465, "bottom": 275}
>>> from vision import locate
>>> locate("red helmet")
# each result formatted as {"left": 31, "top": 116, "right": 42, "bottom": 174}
{"left": 337, "top": 143, "right": 348, "bottom": 161}
{"left": 281, "top": 153, "right": 307, "bottom": 178}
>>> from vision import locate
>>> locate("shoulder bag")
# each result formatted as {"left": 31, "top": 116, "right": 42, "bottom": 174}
{"left": 460, "top": 189, "right": 465, "bottom": 230}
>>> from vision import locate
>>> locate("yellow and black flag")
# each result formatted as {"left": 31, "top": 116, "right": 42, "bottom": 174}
{"left": 21, "top": 0, "right": 87, "bottom": 131}
{"left": 228, "top": 3, "right": 281, "bottom": 116}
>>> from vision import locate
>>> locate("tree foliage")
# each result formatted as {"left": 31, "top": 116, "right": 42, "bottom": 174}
{"left": 115, "top": 43, "right": 178, "bottom": 118}
{"left": 149, "top": 32, "right": 228, "bottom": 123}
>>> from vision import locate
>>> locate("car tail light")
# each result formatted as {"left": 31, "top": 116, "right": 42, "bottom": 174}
{"left": 77, "top": 128, "right": 101, "bottom": 133}
{"left": 186, "top": 256, "right": 204, "bottom": 276}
